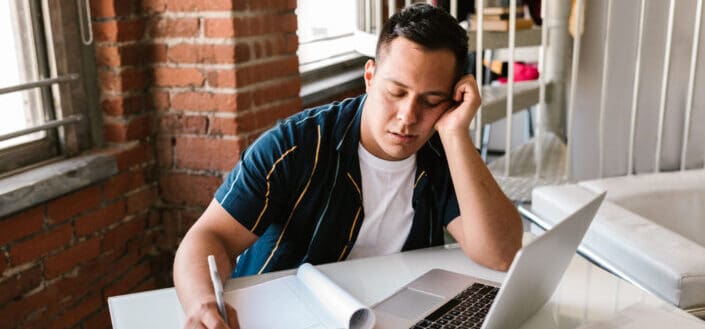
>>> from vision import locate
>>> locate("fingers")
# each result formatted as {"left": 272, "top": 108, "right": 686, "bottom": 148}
{"left": 454, "top": 75, "right": 481, "bottom": 104}
{"left": 226, "top": 303, "right": 240, "bottom": 329}
{"left": 183, "top": 301, "right": 239, "bottom": 329}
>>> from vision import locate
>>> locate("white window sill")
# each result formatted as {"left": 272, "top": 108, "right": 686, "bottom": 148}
{"left": 0, "top": 154, "right": 117, "bottom": 217}
{"left": 300, "top": 55, "right": 368, "bottom": 107}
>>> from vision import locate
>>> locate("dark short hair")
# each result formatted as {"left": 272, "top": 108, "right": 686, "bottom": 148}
{"left": 376, "top": 3, "right": 469, "bottom": 81}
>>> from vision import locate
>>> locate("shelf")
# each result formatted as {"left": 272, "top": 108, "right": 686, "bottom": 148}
{"left": 478, "top": 80, "right": 551, "bottom": 126}
{"left": 467, "top": 28, "right": 543, "bottom": 51}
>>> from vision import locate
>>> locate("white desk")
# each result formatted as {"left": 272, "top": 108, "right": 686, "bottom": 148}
{"left": 108, "top": 234, "right": 700, "bottom": 328}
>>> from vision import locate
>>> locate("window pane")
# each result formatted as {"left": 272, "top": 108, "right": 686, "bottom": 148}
{"left": 0, "top": 1, "right": 46, "bottom": 149}
{"left": 296, "top": 0, "right": 358, "bottom": 67}
{"left": 296, "top": 0, "right": 355, "bottom": 44}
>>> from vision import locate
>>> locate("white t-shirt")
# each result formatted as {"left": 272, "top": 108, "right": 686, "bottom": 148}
{"left": 347, "top": 144, "right": 416, "bottom": 259}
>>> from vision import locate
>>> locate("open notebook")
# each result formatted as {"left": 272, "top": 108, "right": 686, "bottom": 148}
{"left": 224, "top": 263, "right": 374, "bottom": 329}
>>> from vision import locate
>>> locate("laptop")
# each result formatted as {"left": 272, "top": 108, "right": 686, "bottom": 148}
{"left": 373, "top": 191, "right": 606, "bottom": 329}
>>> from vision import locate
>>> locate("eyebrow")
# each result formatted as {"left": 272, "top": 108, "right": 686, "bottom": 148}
{"left": 385, "top": 78, "right": 450, "bottom": 99}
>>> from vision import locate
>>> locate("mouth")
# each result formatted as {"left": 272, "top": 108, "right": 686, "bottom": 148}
{"left": 388, "top": 131, "right": 417, "bottom": 144}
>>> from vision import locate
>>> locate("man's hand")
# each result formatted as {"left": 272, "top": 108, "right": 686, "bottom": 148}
{"left": 183, "top": 297, "right": 240, "bottom": 329}
{"left": 434, "top": 74, "right": 482, "bottom": 136}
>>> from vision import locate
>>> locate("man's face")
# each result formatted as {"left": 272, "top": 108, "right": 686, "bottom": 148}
{"left": 360, "top": 37, "right": 457, "bottom": 161}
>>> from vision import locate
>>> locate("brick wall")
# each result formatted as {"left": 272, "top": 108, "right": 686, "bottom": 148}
{"left": 150, "top": 0, "right": 301, "bottom": 261}
{"left": 0, "top": 0, "right": 369, "bottom": 328}
{"left": 0, "top": 1, "right": 159, "bottom": 328}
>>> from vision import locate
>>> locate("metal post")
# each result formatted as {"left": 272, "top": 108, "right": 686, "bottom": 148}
{"left": 504, "top": 0, "right": 518, "bottom": 177}
{"left": 655, "top": 0, "right": 676, "bottom": 173}
{"left": 565, "top": 0, "right": 583, "bottom": 180}
{"left": 544, "top": 0, "right": 572, "bottom": 141}
{"left": 597, "top": 0, "right": 614, "bottom": 178}
{"left": 474, "top": 0, "right": 485, "bottom": 148}
{"left": 535, "top": 0, "right": 549, "bottom": 179}
{"left": 628, "top": 0, "right": 647, "bottom": 175}
{"left": 388, "top": 0, "right": 395, "bottom": 18}
{"left": 681, "top": 0, "right": 703, "bottom": 170}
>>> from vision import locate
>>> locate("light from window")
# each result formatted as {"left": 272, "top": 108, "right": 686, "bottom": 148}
{"left": 0, "top": 1, "right": 46, "bottom": 150}
{"left": 296, "top": 0, "right": 357, "bottom": 68}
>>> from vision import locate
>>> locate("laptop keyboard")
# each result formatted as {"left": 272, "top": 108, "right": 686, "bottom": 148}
{"left": 410, "top": 283, "right": 499, "bottom": 329}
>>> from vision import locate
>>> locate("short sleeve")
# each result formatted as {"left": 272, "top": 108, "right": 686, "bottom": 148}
{"left": 214, "top": 126, "right": 297, "bottom": 236}
{"left": 441, "top": 173, "right": 461, "bottom": 227}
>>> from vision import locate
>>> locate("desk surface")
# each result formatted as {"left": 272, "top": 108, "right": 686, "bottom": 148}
{"left": 108, "top": 234, "right": 698, "bottom": 329}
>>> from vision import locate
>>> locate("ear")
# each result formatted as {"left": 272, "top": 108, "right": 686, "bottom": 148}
{"left": 364, "top": 59, "right": 376, "bottom": 91}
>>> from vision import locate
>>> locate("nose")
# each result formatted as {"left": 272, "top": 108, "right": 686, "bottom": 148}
{"left": 396, "top": 97, "right": 418, "bottom": 125}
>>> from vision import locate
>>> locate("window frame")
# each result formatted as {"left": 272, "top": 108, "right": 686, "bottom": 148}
{"left": 0, "top": 0, "right": 102, "bottom": 175}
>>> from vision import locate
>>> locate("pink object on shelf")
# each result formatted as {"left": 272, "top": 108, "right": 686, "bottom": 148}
{"left": 498, "top": 62, "right": 539, "bottom": 83}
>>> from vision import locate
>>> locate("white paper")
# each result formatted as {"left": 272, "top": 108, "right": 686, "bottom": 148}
{"left": 224, "top": 263, "right": 374, "bottom": 329}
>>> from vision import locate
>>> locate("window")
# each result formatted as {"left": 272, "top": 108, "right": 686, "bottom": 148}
{"left": 296, "top": 0, "right": 359, "bottom": 72}
{"left": 0, "top": 0, "right": 100, "bottom": 175}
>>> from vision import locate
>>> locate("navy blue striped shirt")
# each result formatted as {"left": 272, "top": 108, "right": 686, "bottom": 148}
{"left": 215, "top": 95, "right": 460, "bottom": 277}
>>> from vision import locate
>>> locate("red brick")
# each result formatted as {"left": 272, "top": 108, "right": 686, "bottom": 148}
{"left": 83, "top": 308, "right": 111, "bottom": 329}
{"left": 171, "top": 92, "right": 240, "bottom": 112}
{"left": 225, "top": 14, "right": 296, "bottom": 36}
{"left": 235, "top": 56, "right": 299, "bottom": 87}
{"left": 160, "top": 172, "right": 222, "bottom": 206}
{"left": 108, "top": 143, "right": 154, "bottom": 171}
{"left": 104, "top": 261, "right": 152, "bottom": 298}
{"left": 101, "top": 94, "right": 147, "bottom": 117}
{"left": 95, "top": 44, "right": 146, "bottom": 68}
{"left": 0, "top": 265, "right": 42, "bottom": 305}
{"left": 104, "top": 114, "right": 153, "bottom": 142}
{"left": 90, "top": 0, "right": 133, "bottom": 18}
{"left": 174, "top": 136, "right": 244, "bottom": 171}
{"left": 99, "top": 68, "right": 148, "bottom": 93}
{"left": 0, "top": 207, "right": 44, "bottom": 245}
{"left": 155, "top": 136, "right": 174, "bottom": 168}
{"left": 48, "top": 293, "right": 102, "bottom": 329}
{"left": 248, "top": 77, "right": 301, "bottom": 107}
{"left": 126, "top": 185, "right": 158, "bottom": 215}
{"left": 208, "top": 98, "right": 301, "bottom": 135}
{"left": 95, "top": 46, "right": 120, "bottom": 67}
{"left": 209, "top": 116, "right": 238, "bottom": 135}
{"left": 104, "top": 170, "right": 147, "bottom": 200}
{"left": 75, "top": 200, "right": 127, "bottom": 236}
{"left": 142, "top": 0, "right": 235, "bottom": 12}
{"left": 235, "top": 98, "right": 301, "bottom": 134}
{"left": 150, "top": 43, "right": 168, "bottom": 63}
{"left": 96, "top": 249, "right": 141, "bottom": 286}
{"left": 0, "top": 253, "right": 6, "bottom": 274}
{"left": 44, "top": 238, "right": 101, "bottom": 278}
{"left": 100, "top": 216, "right": 146, "bottom": 252}
{"left": 206, "top": 70, "right": 235, "bottom": 88}
{"left": 132, "top": 277, "right": 158, "bottom": 293}
{"left": 46, "top": 185, "right": 102, "bottom": 225}
{"left": 149, "top": 18, "right": 200, "bottom": 38}
{"left": 0, "top": 280, "right": 63, "bottom": 328}
{"left": 93, "top": 19, "right": 145, "bottom": 43}
{"left": 158, "top": 114, "right": 208, "bottom": 134}
{"left": 10, "top": 224, "right": 72, "bottom": 265}
{"left": 153, "top": 67, "right": 204, "bottom": 87}
{"left": 167, "top": 44, "right": 245, "bottom": 64}
{"left": 152, "top": 90, "right": 170, "bottom": 111}
{"left": 204, "top": 18, "right": 236, "bottom": 38}
{"left": 207, "top": 57, "right": 298, "bottom": 88}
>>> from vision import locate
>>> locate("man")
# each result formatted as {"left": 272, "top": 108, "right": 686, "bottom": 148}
{"left": 174, "top": 4, "right": 522, "bottom": 329}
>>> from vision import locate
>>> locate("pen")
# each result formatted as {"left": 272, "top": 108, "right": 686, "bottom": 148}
{"left": 208, "top": 255, "right": 229, "bottom": 324}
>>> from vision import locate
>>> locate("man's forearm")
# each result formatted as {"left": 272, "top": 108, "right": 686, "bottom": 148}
{"left": 174, "top": 228, "right": 234, "bottom": 313}
{"left": 439, "top": 129, "right": 522, "bottom": 270}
